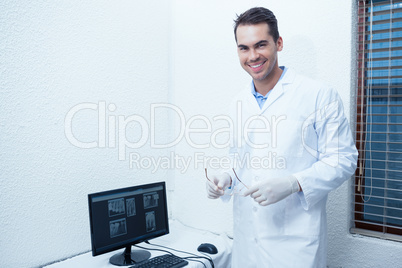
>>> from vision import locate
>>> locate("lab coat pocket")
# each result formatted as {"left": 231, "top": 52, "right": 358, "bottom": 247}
{"left": 284, "top": 194, "right": 322, "bottom": 237}
{"left": 256, "top": 201, "right": 286, "bottom": 236}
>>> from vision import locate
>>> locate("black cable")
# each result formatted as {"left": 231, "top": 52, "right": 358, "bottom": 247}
{"left": 144, "top": 240, "right": 215, "bottom": 268}
{"left": 182, "top": 257, "right": 207, "bottom": 268}
{"left": 196, "top": 252, "right": 216, "bottom": 268}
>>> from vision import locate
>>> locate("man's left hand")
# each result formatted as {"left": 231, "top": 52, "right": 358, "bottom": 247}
{"left": 243, "top": 176, "right": 300, "bottom": 206}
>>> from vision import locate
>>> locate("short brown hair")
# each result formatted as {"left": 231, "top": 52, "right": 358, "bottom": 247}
{"left": 234, "top": 7, "right": 280, "bottom": 43}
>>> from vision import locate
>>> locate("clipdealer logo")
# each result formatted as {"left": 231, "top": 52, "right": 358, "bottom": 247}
{"left": 63, "top": 101, "right": 288, "bottom": 172}
{"left": 64, "top": 99, "right": 342, "bottom": 172}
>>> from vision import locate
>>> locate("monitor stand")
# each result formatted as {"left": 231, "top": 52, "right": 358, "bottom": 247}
{"left": 109, "top": 246, "right": 151, "bottom": 266}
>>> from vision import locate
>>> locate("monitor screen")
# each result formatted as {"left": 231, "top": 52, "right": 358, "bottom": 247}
{"left": 88, "top": 181, "right": 169, "bottom": 266}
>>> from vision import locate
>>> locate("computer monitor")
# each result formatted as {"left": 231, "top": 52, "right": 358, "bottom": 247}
{"left": 88, "top": 181, "right": 169, "bottom": 266}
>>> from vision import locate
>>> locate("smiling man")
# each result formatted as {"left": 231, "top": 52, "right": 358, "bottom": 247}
{"left": 236, "top": 20, "right": 283, "bottom": 96}
{"left": 206, "top": 7, "right": 358, "bottom": 268}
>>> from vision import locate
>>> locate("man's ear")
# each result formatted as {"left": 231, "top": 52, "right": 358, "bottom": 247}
{"left": 277, "top": 36, "right": 283, "bottom": 52}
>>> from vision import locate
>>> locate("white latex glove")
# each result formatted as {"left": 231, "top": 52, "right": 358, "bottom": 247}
{"left": 243, "top": 175, "right": 300, "bottom": 206}
{"left": 206, "top": 172, "right": 232, "bottom": 199}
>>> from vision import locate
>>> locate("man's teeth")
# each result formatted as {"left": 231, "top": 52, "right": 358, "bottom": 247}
{"left": 251, "top": 62, "right": 263, "bottom": 68}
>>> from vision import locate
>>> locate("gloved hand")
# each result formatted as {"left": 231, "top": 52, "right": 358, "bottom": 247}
{"left": 243, "top": 175, "right": 300, "bottom": 206}
{"left": 206, "top": 172, "right": 232, "bottom": 199}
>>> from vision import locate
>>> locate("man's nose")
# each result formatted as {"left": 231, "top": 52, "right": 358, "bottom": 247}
{"left": 249, "top": 49, "right": 259, "bottom": 61}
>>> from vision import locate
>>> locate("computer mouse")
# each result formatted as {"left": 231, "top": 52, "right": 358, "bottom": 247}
{"left": 197, "top": 243, "right": 218, "bottom": 254}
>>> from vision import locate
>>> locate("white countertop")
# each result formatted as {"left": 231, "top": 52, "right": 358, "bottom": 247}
{"left": 45, "top": 219, "right": 232, "bottom": 268}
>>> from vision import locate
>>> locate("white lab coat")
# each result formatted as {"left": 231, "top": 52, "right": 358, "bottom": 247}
{"left": 225, "top": 68, "right": 358, "bottom": 268}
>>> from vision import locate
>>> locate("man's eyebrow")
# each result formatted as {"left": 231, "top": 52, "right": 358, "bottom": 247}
{"left": 254, "top": 40, "right": 268, "bottom": 46}
{"left": 237, "top": 40, "right": 268, "bottom": 48}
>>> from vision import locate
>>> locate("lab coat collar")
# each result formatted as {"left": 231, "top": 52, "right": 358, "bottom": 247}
{"left": 250, "top": 67, "right": 296, "bottom": 114}
{"left": 280, "top": 67, "right": 296, "bottom": 85}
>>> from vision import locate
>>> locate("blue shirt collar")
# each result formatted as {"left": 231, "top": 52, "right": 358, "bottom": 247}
{"left": 251, "top": 66, "right": 287, "bottom": 98}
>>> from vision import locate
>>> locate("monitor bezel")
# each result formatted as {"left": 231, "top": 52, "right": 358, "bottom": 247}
{"left": 88, "top": 181, "right": 169, "bottom": 257}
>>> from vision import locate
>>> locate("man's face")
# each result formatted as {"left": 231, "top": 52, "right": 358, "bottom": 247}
{"left": 236, "top": 23, "right": 283, "bottom": 83}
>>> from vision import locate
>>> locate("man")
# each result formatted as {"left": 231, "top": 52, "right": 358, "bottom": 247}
{"left": 206, "top": 7, "right": 358, "bottom": 267}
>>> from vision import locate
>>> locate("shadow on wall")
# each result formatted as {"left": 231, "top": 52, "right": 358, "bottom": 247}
{"left": 282, "top": 35, "right": 317, "bottom": 79}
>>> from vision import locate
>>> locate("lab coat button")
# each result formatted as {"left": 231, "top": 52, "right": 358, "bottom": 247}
{"left": 255, "top": 238, "right": 259, "bottom": 244}
{"left": 253, "top": 206, "right": 257, "bottom": 212}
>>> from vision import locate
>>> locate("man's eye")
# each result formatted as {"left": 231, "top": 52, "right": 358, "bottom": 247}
{"left": 258, "top": 44, "right": 266, "bottom": 48}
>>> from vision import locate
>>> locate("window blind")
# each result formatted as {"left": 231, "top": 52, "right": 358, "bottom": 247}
{"left": 352, "top": 0, "right": 402, "bottom": 241}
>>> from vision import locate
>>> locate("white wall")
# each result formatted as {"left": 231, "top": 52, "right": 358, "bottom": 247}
{"left": 1, "top": 0, "right": 402, "bottom": 267}
{"left": 0, "top": 1, "right": 170, "bottom": 267}
{"left": 170, "top": 0, "right": 402, "bottom": 267}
